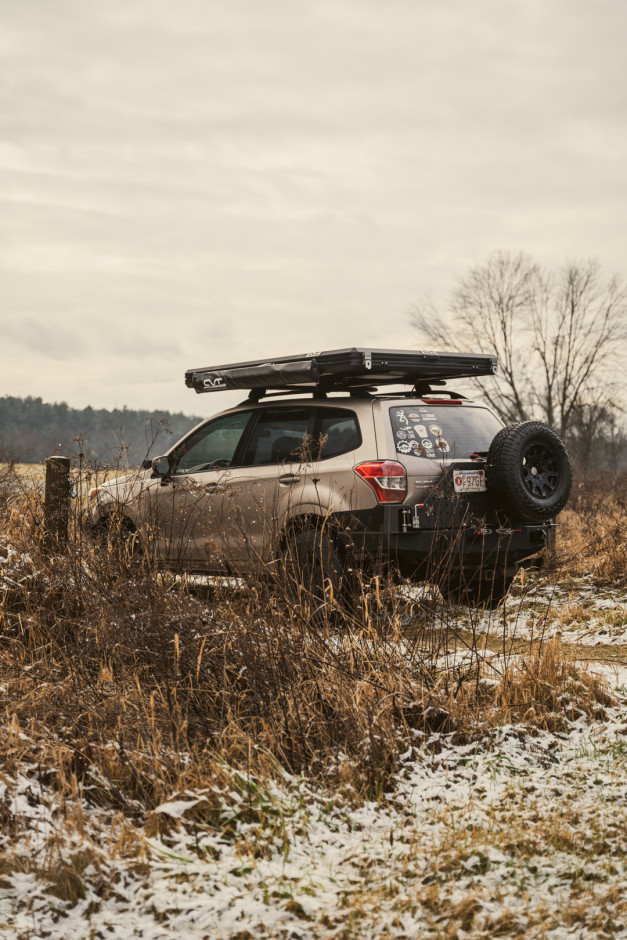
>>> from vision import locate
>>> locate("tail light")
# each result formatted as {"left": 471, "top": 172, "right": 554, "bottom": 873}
{"left": 354, "top": 460, "right": 407, "bottom": 504}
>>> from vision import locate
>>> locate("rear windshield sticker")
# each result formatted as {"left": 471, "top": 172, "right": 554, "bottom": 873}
{"left": 397, "top": 442, "right": 412, "bottom": 454}
{"left": 389, "top": 403, "right": 504, "bottom": 459}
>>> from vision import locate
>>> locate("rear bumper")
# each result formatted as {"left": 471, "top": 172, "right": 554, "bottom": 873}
{"left": 336, "top": 507, "right": 555, "bottom": 578}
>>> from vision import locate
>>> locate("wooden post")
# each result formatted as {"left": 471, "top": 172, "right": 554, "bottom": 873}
{"left": 44, "top": 456, "right": 71, "bottom": 549}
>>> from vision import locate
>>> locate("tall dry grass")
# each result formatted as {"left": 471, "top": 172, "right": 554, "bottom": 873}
{"left": 0, "top": 461, "right": 615, "bottom": 827}
{"left": 550, "top": 468, "right": 627, "bottom": 585}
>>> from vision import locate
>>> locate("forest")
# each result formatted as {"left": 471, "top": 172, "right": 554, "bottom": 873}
{"left": 0, "top": 395, "right": 202, "bottom": 467}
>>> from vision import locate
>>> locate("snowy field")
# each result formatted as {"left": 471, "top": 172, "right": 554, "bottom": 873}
{"left": 2, "top": 579, "right": 627, "bottom": 939}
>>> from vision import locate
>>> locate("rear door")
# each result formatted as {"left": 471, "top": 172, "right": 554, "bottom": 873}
{"left": 208, "top": 405, "right": 315, "bottom": 571}
{"left": 207, "top": 404, "right": 366, "bottom": 572}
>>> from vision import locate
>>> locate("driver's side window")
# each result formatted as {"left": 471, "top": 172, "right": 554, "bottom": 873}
{"left": 174, "top": 411, "right": 252, "bottom": 475}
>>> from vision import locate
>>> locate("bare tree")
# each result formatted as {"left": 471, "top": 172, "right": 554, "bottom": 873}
{"left": 412, "top": 251, "right": 627, "bottom": 463}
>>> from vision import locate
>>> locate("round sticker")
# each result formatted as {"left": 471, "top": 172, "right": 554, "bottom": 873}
{"left": 396, "top": 430, "right": 407, "bottom": 440}
{"left": 435, "top": 438, "right": 449, "bottom": 453}
{"left": 430, "top": 425, "right": 442, "bottom": 436}
{"left": 397, "top": 442, "right": 411, "bottom": 454}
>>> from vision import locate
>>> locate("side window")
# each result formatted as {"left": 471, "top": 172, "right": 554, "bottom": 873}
{"left": 316, "top": 408, "right": 361, "bottom": 460}
{"left": 242, "top": 407, "right": 313, "bottom": 466}
{"left": 174, "top": 411, "right": 252, "bottom": 474}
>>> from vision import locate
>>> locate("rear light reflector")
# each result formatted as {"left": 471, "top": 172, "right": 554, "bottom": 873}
{"left": 354, "top": 460, "right": 407, "bottom": 504}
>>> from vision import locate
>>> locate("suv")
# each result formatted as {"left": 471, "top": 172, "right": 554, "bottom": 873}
{"left": 90, "top": 349, "right": 572, "bottom": 605}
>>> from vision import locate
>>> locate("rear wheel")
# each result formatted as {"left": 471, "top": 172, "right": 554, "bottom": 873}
{"left": 280, "top": 527, "right": 347, "bottom": 613}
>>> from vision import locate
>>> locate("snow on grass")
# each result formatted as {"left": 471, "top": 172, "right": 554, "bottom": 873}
{"left": 427, "top": 575, "right": 627, "bottom": 649}
{"left": 2, "top": 693, "right": 627, "bottom": 938}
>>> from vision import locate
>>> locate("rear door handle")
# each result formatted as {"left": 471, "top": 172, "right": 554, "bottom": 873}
{"left": 204, "top": 482, "right": 223, "bottom": 493}
{"left": 279, "top": 474, "right": 300, "bottom": 486}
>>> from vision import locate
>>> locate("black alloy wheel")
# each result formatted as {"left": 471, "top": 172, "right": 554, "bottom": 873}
{"left": 521, "top": 442, "right": 560, "bottom": 500}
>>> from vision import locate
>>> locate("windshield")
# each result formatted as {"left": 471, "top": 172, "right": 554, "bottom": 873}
{"left": 389, "top": 405, "right": 502, "bottom": 460}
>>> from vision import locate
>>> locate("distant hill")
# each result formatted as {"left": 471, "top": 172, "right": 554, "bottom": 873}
{"left": 0, "top": 396, "right": 203, "bottom": 467}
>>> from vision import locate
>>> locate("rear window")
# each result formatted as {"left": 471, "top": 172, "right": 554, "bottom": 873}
{"left": 389, "top": 405, "right": 502, "bottom": 460}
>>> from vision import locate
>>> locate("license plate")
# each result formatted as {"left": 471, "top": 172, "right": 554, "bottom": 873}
{"left": 453, "top": 469, "right": 486, "bottom": 493}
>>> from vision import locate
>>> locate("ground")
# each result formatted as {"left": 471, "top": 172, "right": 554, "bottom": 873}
{"left": 2, "top": 571, "right": 627, "bottom": 939}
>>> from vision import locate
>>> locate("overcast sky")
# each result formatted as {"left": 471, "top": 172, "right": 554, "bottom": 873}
{"left": 2, "top": 0, "right": 626, "bottom": 415}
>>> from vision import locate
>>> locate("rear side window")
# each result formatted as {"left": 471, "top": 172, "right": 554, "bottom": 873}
{"left": 389, "top": 405, "right": 502, "bottom": 459}
{"left": 316, "top": 408, "right": 361, "bottom": 460}
{"left": 243, "top": 407, "right": 313, "bottom": 466}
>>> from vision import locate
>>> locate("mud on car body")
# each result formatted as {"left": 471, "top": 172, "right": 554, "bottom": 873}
{"left": 89, "top": 349, "right": 572, "bottom": 606}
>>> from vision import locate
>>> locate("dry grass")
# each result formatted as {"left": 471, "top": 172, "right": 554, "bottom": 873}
{"left": 0, "top": 462, "right": 617, "bottom": 835}
{"left": 551, "top": 468, "right": 627, "bottom": 585}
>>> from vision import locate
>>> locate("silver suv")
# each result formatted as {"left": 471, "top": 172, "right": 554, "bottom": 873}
{"left": 90, "top": 349, "right": 572, "bottom": 605}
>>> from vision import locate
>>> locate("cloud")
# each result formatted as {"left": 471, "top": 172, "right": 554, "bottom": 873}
{"left": 1, "top": 0, "right": 626, "bottom": 411}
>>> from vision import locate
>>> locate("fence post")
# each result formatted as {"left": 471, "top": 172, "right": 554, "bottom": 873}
{"left": 44, "top": 456, "right": 71, "bottom": 549}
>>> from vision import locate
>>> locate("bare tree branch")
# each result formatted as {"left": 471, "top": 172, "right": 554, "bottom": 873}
{"left": 411, "top": 251, "right": 627, "bottom": 466}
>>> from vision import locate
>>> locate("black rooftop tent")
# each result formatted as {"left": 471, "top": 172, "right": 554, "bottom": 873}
{"left": 184, "top": 348, "right": 498, "bottom": 396}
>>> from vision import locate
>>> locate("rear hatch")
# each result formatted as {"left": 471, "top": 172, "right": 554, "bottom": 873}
{"left": 387, "top": 401, "right": 503, "bottom": 529}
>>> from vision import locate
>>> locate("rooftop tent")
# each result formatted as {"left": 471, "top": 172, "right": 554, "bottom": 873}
{"left": 185, "top": 348, "right": 498, "bottom": 395}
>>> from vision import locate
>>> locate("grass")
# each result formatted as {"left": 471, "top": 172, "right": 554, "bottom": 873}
{"left": 1, "top": 461, "right": 626, "bottom": 937}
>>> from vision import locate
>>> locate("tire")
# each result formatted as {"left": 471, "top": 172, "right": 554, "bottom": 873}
{"left": 95, "top": 513, "right": 144, "bottom": 571}
{"left": 486, "top": 421, "right": 572, "bottom": 524}
{"left": 280, "top": 527, "right": 347, "bottom": 612}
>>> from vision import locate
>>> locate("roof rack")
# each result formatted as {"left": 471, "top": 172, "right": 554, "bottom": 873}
{"left": 185, "top": 348, "right": 498, "bottom": 396}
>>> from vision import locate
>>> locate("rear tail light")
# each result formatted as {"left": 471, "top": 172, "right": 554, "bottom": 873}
{"left": 354, "top": 460, "right": 407, "bottom": 504}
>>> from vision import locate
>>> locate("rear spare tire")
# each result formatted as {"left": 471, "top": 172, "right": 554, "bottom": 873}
{"left": 486, "top": 421, "right": 572, "bottom": 524}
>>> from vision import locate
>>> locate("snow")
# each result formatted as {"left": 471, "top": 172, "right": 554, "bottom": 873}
{"left": 2, "top": 571, "right": 627, "bottom": 937}
{"left": 3, "top": 694, "right": 627, "bottom": 938}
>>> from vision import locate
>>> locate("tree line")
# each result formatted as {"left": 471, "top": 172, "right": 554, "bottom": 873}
{"left": 0, "top": 396, "right": 202, "bottom": 467}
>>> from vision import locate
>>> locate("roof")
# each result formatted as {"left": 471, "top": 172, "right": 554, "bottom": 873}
{"left": 184, "top": 347, "right": 498, "bottom": 396}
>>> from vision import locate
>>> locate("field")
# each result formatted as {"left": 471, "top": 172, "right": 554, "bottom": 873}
{"left": 1, "top": 464, "right": 626, "bottom": 939}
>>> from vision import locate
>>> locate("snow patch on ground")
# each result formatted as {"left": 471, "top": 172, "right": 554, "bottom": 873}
{"left": 3, "top": 700, "right": 627, "bottom": 937}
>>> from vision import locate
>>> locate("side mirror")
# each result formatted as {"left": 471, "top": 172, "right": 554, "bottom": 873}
{"left": 152, "top": 455, "right": 172, "bottom": 477}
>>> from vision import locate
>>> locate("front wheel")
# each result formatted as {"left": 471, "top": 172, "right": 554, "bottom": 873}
{"left": 92, "top": 513, "right": 145, "bottom": 573}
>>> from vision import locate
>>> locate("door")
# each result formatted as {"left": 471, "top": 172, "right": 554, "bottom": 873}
{"left": 210, "top": 405, "right": 316, "bottom": 571}
{"left": 139, "top": 410, "right": 253, "bottom": 572}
